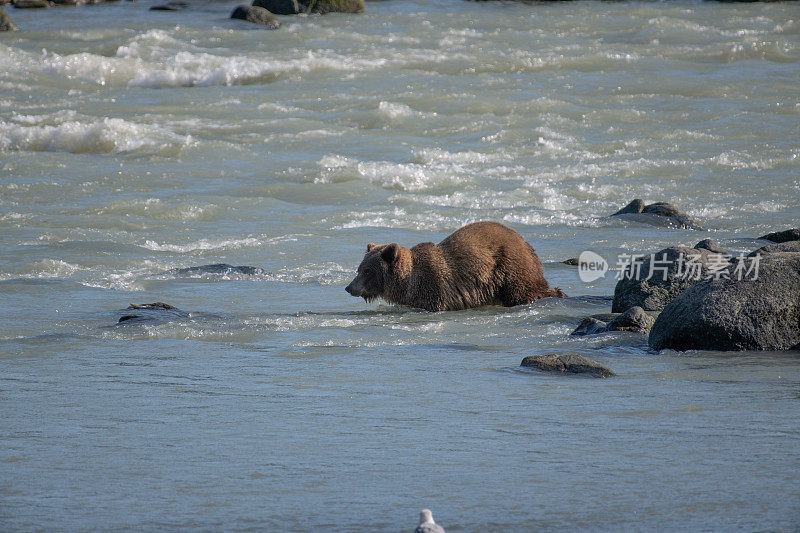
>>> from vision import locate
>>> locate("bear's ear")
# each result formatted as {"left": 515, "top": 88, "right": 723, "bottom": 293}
{"left": 367, "top": 243, "right": 375, "bottom": 252}
{"left": 381, "top": 243, "right": 399, "bottom": 264}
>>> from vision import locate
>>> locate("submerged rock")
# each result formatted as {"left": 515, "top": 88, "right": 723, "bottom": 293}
{"left": 231, "top": 4, "right": 280, "bottom": 28}
{"left": 252, "top": 0, "right": 299, "bottom": 14}
{"left": 174, "top": 263, "right": 265, "bottom": 276}
{"left": 117, "top": 302, "right": 187, "bottom": 324}
{"left": 649, "top": 254, "right": 800, "bottom": 352}
{"left": 0, "top": 7, "right": 18, "bottom": 30}
{"left": 150, "top": 1, "right": 188, "bottom": 9}
{"left": 612, "top": 246, "right": 729, "bottom": 313}
{"left": 759, "top": 228, "right": 800, "bottom": 243}
{"left": 562, "top": 257, "right": 579, "bottom": 266}
{"left": 610, "top": 198, "right": 702, "bottom": 230}
{"left": 127, "top": 302, "right": 177, "bottom": 310}
{"left": 571, "top": 306, "right": 655, "bottom": 336}
{"left": 571, "top": 316, "right": 611, "bottom": 336}
{"left": 521, "top": 354, "right": 614, "bottom": 378}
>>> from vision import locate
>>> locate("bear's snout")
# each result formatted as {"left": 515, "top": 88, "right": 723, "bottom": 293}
{"left": 345, "top": 280, "right": 360, "bottom": 297}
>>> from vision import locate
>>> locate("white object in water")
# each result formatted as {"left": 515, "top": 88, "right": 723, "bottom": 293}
{"left": 414, "top": 509, "right": 445, "bottom": 533}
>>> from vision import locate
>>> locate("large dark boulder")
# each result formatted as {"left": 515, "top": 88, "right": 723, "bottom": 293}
{"left": 231, "top": 4, "right": 280, "bottom": 28}
{"left": 748, "top": 241, "right": 800, "bottom": 257}
{"left": 298, "top": 0, "right": 364, "bottom": 13}
{"left": 571, "top": 306, "right": 655, "bottom": 336}
{"left": 610, "top": 198, "right": 702, "bottom": 230}
{"left": 0, "top": 7, "right": 18, "bottom": 30}
{"left": 759, "top": 228, "right": 800, "bottom": 243}
{"left": 252, "top": 0, "right": 299, "bottom": 14}
{"left": 649, "top": 254, "right": 800, "bottom": 351}
{"left": 521, "top": 354, "right": 614, "bottom": 378}
{"left": 612, "top": 246, "right": 729, "bottom": 313}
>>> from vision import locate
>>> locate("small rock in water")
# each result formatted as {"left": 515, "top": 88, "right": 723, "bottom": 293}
{"left": 521, "top": 354, "right": 615, "bottom": 378}
{"left": 571, "top": 316, "right": 613, "bottom": 336}
{"left": 414, "top": 509, "right": 445, "bottom": 533}
{"left": 610, "top": 198, "right": 702, "bottom": 230}
{"left": 571, "top": 307, "right": 655, "bottom": 336}
{"left": 127, "top": 302, "right": 177, "bottom": 310}
{"left": 562, "top": 257, "right": 579, "bottom": 266}
{"left": 150, "top": 1, "right": 188, "bottom": 9}
{"left": 758, "top": 228, "right": 800, "bottom": 243}
{"left": 230, "top": 4, "right": 280, "bottom": 28}
{"left": 174, "top": 263, "right": 264, "bottom": 276}
{"left": 117, "top": 302, "right": 188, "bottom": 324}
{"left": 694, "top": 238, "right": 729, "bottom": 256}
{"left": 612, "top": 198, "right": 646, "bottom": 216}
{"left": 606, "top": 306, "right": 656, "bottom": 333}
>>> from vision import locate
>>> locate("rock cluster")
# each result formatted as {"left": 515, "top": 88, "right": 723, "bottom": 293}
{"left": 571, "top": 225, "right": 800, "bottom": 352}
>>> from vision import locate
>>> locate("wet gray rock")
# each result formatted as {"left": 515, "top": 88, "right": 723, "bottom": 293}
{"left": 611, "top": 198, "right": 702, "bottom": 230}
{"left": 231, "top": 4, "right": 280, "bottom": 28}
{"left": 150, "top": 1, "right": 188, "bottom": 9}
{"left": 571, "top": 317, "right": 610, "bottom": 336}
{"left": 694, "top": 238, "right": 729, "bottom": 256}
{"left": 612, "top": 246, "right": 729, "bottom": 313}
{"left": 117, "top": 302, "right": 187, "bottom": 324}
{"left": 612, "top": 199, "right": 645, "bottom": 216}
{"left": 174, "top": 263, "right": 265, "bottom": 276}
{"left": 127, "top": 302, "right": 177, "bottom": 310}
{"left": 649, "top": 254, "right": 800, "bottom": 351}
{"left": 252, "top": 0, "right": 299, "bottom": 14}
{"left": 0, "top": 7, "right": 17, "bottom": 30}
{"left": 607, "top": 306, "right": 656, "bottom": 332}
{"left": 759, "top": 228, "right": 800, "bottom": 243}
{"left": 52, "top": 0, "right": 87, "bottom": 5}
{"left": 562, "top": 257, "right": 579, "bottom": 266}
{"left": 572, "top": 306, "right": 655, "bottom": 336}
{"left": 521, "top": 354, "right": 615, "bottom": 378}
{"left": 749, "top": 240, "right": 800, "bottom": 257}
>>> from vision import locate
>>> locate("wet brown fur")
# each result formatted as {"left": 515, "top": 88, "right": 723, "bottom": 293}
{"left": 345, "top": 221, "right": 566, "bottom": 311}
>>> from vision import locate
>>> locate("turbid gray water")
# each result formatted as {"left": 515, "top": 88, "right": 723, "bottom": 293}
{"left": 1, "top": 1, "right": 799, "bottom": 530}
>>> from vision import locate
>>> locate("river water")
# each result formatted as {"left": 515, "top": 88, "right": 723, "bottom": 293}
{"left": 1, "top": 1, "right": 799, "bottom": 530}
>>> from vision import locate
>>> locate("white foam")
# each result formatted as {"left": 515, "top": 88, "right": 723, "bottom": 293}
{"left": 378, "top": 101, "right": 435, "bottom": 121}
{"left": 142, "top": 237, "right": 263, "bottom": 253}
{"left": 0, "top": 117, "right": 190, "bottom": 155}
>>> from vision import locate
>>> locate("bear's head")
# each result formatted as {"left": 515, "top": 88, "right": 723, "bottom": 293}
{"left": 345, "top": 242, "right": 402, "bottom": 302}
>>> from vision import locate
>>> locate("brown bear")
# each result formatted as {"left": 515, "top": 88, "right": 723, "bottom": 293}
{"left": 345, "top": 221, "right": 565, "bottom": 311}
